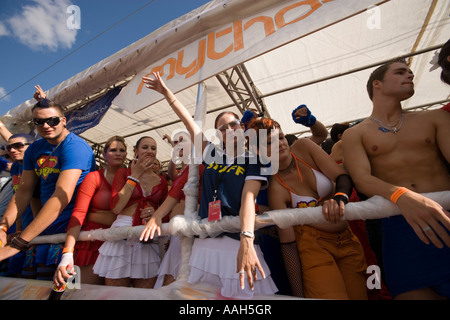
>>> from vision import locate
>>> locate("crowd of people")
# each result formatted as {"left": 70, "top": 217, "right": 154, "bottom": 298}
{"left": 0, "top": 39, "right": 449, "bottom": 300}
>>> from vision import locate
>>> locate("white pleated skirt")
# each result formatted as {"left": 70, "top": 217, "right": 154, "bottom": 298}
{"left": 93, "top": 215, "right": 160, "bottom": 279}
{"left": 154, "top": 235, "right": 181, "bottom": 288}
{"left": 188, "top": 236, "right": 278, "bottom": 299}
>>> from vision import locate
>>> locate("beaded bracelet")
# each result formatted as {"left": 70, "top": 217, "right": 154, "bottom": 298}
{"left": 390, "top": 187, "right": 409, "bottom": 204}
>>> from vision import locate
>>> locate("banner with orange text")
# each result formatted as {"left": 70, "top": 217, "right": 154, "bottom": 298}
{"left": 112, "top": 0, "right": 381, "bottom": 114}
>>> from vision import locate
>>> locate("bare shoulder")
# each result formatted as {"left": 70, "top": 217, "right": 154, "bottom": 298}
{"left": 291, "top": 136, "right": 324, "bottom": 160}
{"left": 402, "top": 109, "right": 450, "bottom": 131}
{"left": 406, "top": 108, "right": 449, "bottom": 121}
{"left": 292, "top": 136, "right": 325, "bottom": 155}
{"left": 341, "top": 120, "right": 369, "bottom": 141}
{"left": 429, "top": 108, "right": 450, "bottom": 123}
{"left": 293, "top": 136, "right": 316, "bottom": 148}
{"left": 331, "top": 140, "right": 342, "bottom": 159}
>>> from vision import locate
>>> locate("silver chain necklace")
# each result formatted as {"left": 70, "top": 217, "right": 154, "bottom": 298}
{"left": 369, "top": 113, "right": 404, "bottom": 134}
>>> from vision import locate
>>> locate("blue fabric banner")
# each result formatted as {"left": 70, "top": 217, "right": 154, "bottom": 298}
{"left": 65, "top": 87, "right": 121, "bottom": 135}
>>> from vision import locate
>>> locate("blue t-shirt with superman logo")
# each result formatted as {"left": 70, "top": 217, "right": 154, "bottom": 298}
{"left": 23, "top": 133, "right": 96, "bottom": 235}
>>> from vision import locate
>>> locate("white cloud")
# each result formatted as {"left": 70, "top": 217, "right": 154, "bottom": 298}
{"left": 0, "top": 87, "right": 10, "bottom": 101}
{"left": 6, "top": 0, "right": 77, "bottom": 52}
{"left": 0, "top": 22, "right": 9, "bottom": 36}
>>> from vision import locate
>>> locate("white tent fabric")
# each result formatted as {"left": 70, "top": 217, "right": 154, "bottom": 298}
{"left": 1, "top": 0, "right": 449, "bottom": 164}
{"left": 0, "top": 0, "right": 449, "bottom": 301}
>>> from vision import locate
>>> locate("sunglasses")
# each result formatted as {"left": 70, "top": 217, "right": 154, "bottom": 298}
{"left": 218, "top": 119, "right": 241, "bottom": 132}
{"left": 32, "top": 116, "right": 63, "bottom": 127}
{"left": 6, "top": 142, "right": 31, "bottom": 152}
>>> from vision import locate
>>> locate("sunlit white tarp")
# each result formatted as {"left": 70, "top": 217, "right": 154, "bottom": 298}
{"left": 113, "top": 0, "right": 382, "bottom": 114}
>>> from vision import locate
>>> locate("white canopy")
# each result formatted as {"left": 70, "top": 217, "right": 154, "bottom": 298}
{"left": 1, "top": 0, "right": 449, "bottom": 164}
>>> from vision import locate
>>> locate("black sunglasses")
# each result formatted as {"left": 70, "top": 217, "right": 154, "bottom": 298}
{"left": 32, "top": 116, "right": 63, "bottom": 127}
{"left": 6, "top": 142, "right": 31, "bottom": 152}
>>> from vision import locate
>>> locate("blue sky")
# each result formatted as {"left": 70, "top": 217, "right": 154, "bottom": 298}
{"left": 0, "top": 0, "right": 210, "bottom": 116}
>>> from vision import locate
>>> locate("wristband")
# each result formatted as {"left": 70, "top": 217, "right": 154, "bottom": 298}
{"left": 291, "top": 104, "right": 317, "bottom": 127}
{"left": 240, "top": 231, "right": 254, "bottom": 239}
{"left": 390, "top": 187, "right": 409, "bottom": 204}
{"left": 0, "top": 225, "right": 7, "bottom": 233}
{"left": 334, "top": 192, "right": 349, "bottom": 199}
{"left": 9, "top": 236, "right": 30, "bottom": 251}
{"left": 334, "top": 192, "right": 349, "bottom": 204}
{"left": 127, "top": 176, "right": 140, "bottom": 183}
{"left": 126, "top": 179, "right": 137, "bottom": 188}
{"left": 62, "top": 247, "right": 74, "bottom": 254}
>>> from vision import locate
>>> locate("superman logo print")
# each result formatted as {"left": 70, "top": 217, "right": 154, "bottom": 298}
{"left": 36, "top": 155, "right": 60, "bottom": 180}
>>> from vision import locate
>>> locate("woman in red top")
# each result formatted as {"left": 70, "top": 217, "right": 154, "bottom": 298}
{"left": 53, "top": 136, "right": 127, "bottom": 286}
{"left": 93, "top": 136, "right": 168, "bottom": 288}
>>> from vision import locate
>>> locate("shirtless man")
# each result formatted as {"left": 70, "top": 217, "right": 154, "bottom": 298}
{"left": 342, "top": 59, "right": 450, "bottom": 300}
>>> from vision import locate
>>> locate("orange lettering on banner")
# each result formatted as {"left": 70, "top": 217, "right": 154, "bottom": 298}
{"left": 185, "top": 38, "right": 206, "bottom": 78}
{"left": 275, "top": 0, "right": 322, "bottom": 29}
{"left": 244, "top": 16, "right": 275, "bottom": 37}
{"left": 136, "top": 0, "right": 334, "bottom": 95}
{"left": 176, "top": 50, "right": 197, "bottom": 76}
{"left": 207, "top": 26, "right": 234, "bottom": 60}
{"left": 158, "top": 58, "right": 177, "bottom": 79}
{"left": 233, "top": 21, "right": 244, "bottom": 51}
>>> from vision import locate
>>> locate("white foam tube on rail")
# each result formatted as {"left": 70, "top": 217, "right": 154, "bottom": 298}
{"left": 30, "top": 191, "right": 450, "bottom": 245}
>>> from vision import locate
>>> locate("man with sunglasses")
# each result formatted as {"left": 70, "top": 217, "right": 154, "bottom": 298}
{"left": 0, "top": 89, "right": 96, "bottom": 281}
{"left": 1, "top": 133, "right": 39, "bottom": 278}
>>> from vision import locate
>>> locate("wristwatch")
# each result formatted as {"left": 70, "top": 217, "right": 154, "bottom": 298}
{"left": 240, "top": 230, "right": 254, "bottom": 239}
